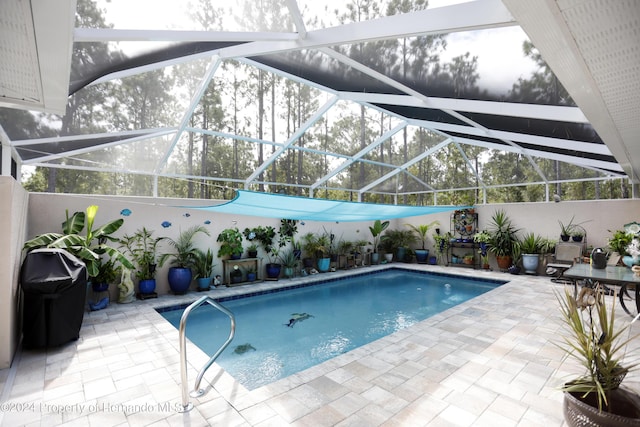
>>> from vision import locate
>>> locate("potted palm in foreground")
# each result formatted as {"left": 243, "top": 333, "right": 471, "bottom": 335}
{"left": 557, "top": 284, "right": 640, "bottom": 425}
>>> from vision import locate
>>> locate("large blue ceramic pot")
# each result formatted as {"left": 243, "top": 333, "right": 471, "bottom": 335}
{"left": 317, "top": 257, "right": 330, "bottom": 272}
{"left": 138, "top": 278, "right": 156, "bottom": 294}
{"left": 168, "top": 267, "right": 192, "bottom": 294}
{"left": 415, "top": 249, "right": 428, "bottom": 263}
{"left": 266, "top": 263, "right": 281, "bottom": 279}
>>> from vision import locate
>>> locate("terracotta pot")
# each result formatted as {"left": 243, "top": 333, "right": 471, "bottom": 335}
{"left": 564, "top": 388, "right": 640, "bottom": 426}
{"left": 496, "top": 255, "right": 512, "bottom": 270}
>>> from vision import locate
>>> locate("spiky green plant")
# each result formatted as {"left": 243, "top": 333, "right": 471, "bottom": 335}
{"left": 557, "top": 285, "right": 638, "bottom": 412}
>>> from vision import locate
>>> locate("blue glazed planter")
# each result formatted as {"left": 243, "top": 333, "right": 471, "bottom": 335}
{"left": 168, "top": 267, "right": 192, "bottom": 294}
{"left": 317, "top": 257, "right": 330, "bottom": 272}
{"left": 266, "top": 263, "right": 281, "bottom": 279}
{"left": 138, "top": 278, "right": 156, "bottom": 294}
{"left": 415, "top": 249, "right": 429, "bottom": 263}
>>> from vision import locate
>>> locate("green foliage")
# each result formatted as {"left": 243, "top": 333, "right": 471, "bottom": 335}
{"left": 557, "top": 285, "right": 638, "bottom": 412}
{"left": 608, "top": 230, "right": 633, "bottom": 256}
{"left": 159, "top": 225, "right": 210, "bottom": 268}
{"left": 22, "top": 205, "right": 133, "bottom": 278}
{"left": 381, "top": 229, "right": 416, "bottom": 253}
{"left": 216, "top": 227, "right": 243, "bottom": 258}
{"left": 119, "top": 227, "right": 165, "bottom": 280}
{"left": 519, "top": 232, "right": 543, "bottom": 254}
{"left": 279, "top": 249, "right": 299, "bottom": 268}
{"left": 487, "top": 210, "right": 520, "bottom": 257}
{"left": 243, "top": 226, "right": 276, "bottom": 254}
{"left": 369, "top": 220, "right": 390, "bottom": 253}
{"left": 93, "top": 258, "right": 120, "bottom": 285}
{"left": 405, "top": 220, "right": 440, "bottom": 250}
{"left": 192, "top": 248, "right": 215, "bottom": 280}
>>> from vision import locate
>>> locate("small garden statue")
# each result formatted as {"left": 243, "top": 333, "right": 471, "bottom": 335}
{"left": 118, "top": 268, "right": 135, "bottom": 304}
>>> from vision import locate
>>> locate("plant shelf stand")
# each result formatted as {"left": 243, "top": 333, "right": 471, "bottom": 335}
{"left": 222, "top": 258, "right": 262, "bottom": 286}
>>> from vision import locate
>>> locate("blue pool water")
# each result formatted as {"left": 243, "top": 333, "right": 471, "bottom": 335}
{"left": 159, "top": 269, "right": 505, "bottom": 390}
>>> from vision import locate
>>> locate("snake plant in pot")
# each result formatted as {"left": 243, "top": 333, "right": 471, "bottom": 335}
{"left": 557, "top": 284, "right": 640, "bottom": 425}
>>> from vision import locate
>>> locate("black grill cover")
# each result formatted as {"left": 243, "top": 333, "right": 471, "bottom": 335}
{"left": 20, "top": 248, "right": 87, "bottom": 348}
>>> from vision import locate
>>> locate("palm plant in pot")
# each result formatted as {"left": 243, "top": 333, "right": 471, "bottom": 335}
{"left": 159, "top": 225, "right": 210, "bottom": 294}
{"left": 406, "top": 220, "right": 440, "bottom": 263}
{"left": 487, "top": 210, "right": 520, "bottom": 270}
{"left": 119, "top": 227, "right": 165, "bottom": 295}
{"left": 557, "top": 284, "right": 640, "bottom": 425}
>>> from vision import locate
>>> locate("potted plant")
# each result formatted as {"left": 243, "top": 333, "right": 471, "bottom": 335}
{"left": 384, "top": 229, "right": 416, "bottom": 263}
{"left": 379, "top": 230, "right": 398, "bottom": 262}
{"left": 158, "top": 225, "right": 210, "bottom": 294}
{"left": 473, "top": 230, "right": 491, "bottom": 269}
{"left": 314, "top": 232, "right": 332, "bottom": 272}
{"left": 217, "top": 227, "right": 243, "bottom": 259}
{"left": 265, "top": 246, "right": 282, "bottom": 279}
{"left": 301, "top": 232, "right": 317, "bottom": 269}
{"left": 508, "top": 241, "right": 522, "bottom": 274}
{"left": 119, "top": 227, "right": 165, "bottom": 295}
{"left": 433, "top": 231, "right": 451, "bottom": 265}
{"left": 91, "top": 258, "right": 120, "bottom": 293}
{"left": 245, "top": 266, "right": 257, "bottom": 282}
{"left": 22, "top": 204, "right": 134, "bottom": 281}
{"left": 230, "top": 264, "right": 243, "bottom": 284}
{"left": 369, "top": 220, "right": 390, "bottom": 264}
{"left": 246, "top": 243, "right": 258, "bottom": 258}
{"left": 337, "top": 239, "right": 355, "bottom": 269}
{"left": 487, "top": 210, "right": 520, "bottom": 270}
{"left": 462, "top": 253, "right": 474, "bottom": 265}
{"left": 279, "top": 249, "right": 298, "bottom": 278}
{"left": 520, "top": 232, "right": 543, "bottom": 274}
{"left": 406, "top": 220, "right": 440, "bottom": 263}
{"left": 557, "top": 284, "right": 640, "bottom": 425}
{"left": 608, "top": 229, "right": 634, "bottom": 265}
{"left": 559, "top": 217, "right": 577, "bottom": 242}
{"left": 192, "top": 248, "right": 214, "bottom": 290}
{"left": 572, "top": 229, "right": 585, "bottom": 243}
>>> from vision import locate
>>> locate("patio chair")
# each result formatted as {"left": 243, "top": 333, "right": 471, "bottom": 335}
{"left": 546, "top": 242, "right": 583, "bottom": 284}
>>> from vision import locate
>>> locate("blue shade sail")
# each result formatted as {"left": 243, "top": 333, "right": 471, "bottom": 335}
{"left": 190, "top": 190, "right": 462, "bottom": 222}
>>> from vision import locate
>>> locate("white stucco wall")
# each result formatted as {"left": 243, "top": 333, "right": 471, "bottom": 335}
{"left": 0, "top": 177, "right": 28, "bottom": 369}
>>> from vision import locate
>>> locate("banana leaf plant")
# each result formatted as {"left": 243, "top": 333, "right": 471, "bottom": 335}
{"left": 22, "top": 205, "right": 133, "bottom": 279}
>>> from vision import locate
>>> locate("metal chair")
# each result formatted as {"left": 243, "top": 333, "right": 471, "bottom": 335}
{"left": 547, "top": 242, "right": 583, "bottom": 284}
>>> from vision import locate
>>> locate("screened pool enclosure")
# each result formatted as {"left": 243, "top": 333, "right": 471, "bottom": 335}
{"left": 0, "top": 0, "right": 638, "bottom": 205}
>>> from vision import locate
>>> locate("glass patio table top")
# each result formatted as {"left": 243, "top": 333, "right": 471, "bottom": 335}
{"left": 564, "top": 264, "right": 640, "bottom": 318}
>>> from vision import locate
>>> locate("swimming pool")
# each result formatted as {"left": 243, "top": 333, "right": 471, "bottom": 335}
{"left": 159, "top": 268, "right": 506, "bottom": 390}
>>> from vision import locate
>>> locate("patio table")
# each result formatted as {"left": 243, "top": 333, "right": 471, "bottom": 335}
{"left": 563, "top": 264, "right": 640, "bottom": 318}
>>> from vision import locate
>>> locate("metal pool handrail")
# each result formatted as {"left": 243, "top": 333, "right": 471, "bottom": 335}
{"left": 178, "top": 295, "right": 236, "bottom": 413}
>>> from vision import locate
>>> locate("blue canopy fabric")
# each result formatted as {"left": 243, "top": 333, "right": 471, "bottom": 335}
{"left": 191, "top": 190, "right": 463, "bottom": 222}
